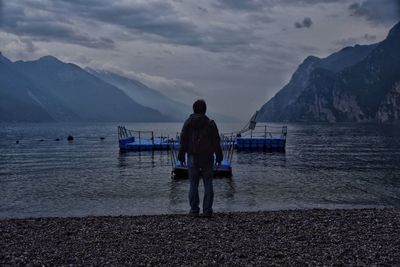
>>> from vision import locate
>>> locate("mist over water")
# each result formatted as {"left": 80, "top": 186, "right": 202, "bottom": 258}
{"left": 1, "top": 122, "right": 400, "bottom": 219}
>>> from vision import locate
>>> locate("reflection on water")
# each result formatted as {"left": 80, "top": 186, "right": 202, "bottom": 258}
{"left": 0, "top": 122, "right": 400, "bottom": 218}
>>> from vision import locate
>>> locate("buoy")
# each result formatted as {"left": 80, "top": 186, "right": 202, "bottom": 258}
{"left": 100, "top": 137, "right": 105, "bottom": 140}
{"left": 55, "top": 138, "right": 60, "bottom": 141}
{"left": 16, "top": 140, "right": 19, "bottom": 144}
{"left": 39, "top": 139, "right": 44, "bottom": 142}
{"left": 67, "top": 135, "right": 74, "bottom": 141}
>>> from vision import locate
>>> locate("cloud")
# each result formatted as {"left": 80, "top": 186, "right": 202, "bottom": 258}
{"left": 214, "top": 0, "right": 265, "bottom": 10}
{"left": 0, "top": 0, "right": 395, "bottom": 119}
{"left": 50, "top": 1, "right": 202, "bottom": 46}
{"left": 1, "top": 0, "right": 254, "bottom": 53}
{"left": 333, "top": 33, "right": 377, "bottom": 47}
{"left": 197, "top": 6, "right": 209, "bottom": 13}
{"left": 0, "top": 1, "right": 115, "bottom": 49}
{"left": 0, "top": 0, "right": 3, "bottom": 24}
{"left": 0, "top": 0, "right": 350, "bottom": 56}
{"left": 60, "top": 1, "right": 263, "bottom": 54}
{"left": 215, "top": 0, "right": 349, "bottom": 10}
{"left": 0, "top": 33, "right": 48, "bottom": 60}
{"left": 363, "top": 33, "right": 377, "bottom": 41}
{"left": 93, "top": 63, "right": 200, "bottom": 101}
{"left": 349, "top": 0, "right": 400, "bottom": 25}
{"left": 295, "top": 17, "right": 313, "bottom": 28}
{"left": 18, "top": 22, "right": 115, "bottom": 49}
{"left": 247, "top": 13, "right": 275, "bottom": 24}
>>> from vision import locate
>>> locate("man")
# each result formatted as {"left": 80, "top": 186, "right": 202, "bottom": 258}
{"left": 178, "top": 99, "right": 223, "bottom": 218}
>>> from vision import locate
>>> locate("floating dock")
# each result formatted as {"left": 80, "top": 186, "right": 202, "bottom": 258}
{"left": 169, "top": 136, "right": 235, "bottom": 179}
{"left": 234, "top": 125, "right": 287, "bottom": 151}
{"left": 118, "top": 126, "right": 178, "bottom": 151}
{"left": 118, "top": 112, "right": 287, "bottom": 179}
{"left": 171, "top": 160, "right": 233, "bottom": 179}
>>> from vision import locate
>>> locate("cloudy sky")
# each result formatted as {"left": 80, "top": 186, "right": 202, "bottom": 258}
{"left": 0, "top": 0, "right": 399, "bottom": 120}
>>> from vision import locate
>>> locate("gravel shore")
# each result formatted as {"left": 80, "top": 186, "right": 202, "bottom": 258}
{"left": 1, "top": 208, "right": 399, "bottom": 266}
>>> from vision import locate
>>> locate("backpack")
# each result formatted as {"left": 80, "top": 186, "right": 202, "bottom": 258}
{"left": 190, "top": 120, "right": 213, "bottom": 155}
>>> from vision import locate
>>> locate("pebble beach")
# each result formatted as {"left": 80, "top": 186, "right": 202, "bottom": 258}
{"left": 1, "top": 208, "right": 399, "bottom": 266}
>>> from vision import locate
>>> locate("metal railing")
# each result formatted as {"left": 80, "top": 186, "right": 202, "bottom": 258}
{"left": 222, "top": 125, "right": 287, "bottom": 140}
{"left": 118, "top": 126, "right": 155, "bottom": 145}
{"left": 168, "top": 136, "right": 235, "bottom": 167}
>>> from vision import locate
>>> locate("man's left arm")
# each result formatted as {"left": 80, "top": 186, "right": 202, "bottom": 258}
{"left": 178, "top": 120, "right": 189, "bottom": 165}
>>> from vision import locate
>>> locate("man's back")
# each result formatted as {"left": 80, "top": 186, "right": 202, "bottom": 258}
{"left": 178, "top": 113, "right": 223, "bottom": 166}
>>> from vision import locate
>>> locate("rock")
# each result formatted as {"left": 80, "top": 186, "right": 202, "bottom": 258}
{"left": 0, "top": 209, "right": 399, "bottom": 266}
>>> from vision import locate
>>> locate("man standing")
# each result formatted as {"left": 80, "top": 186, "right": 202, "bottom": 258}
{"left": 178, "top": 99, "right": 223, "bottom": 218}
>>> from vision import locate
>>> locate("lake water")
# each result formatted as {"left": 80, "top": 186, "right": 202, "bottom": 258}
{"left": 1, "top": 122, "right": 400, "bottom": 219}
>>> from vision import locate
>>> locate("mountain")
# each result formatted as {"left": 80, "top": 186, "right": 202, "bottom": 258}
{"left": 258, "top": 21, "right": 400, "bottom": 123}
{"left": 86, "top": 68, "right": 239, "bottom": 122}
{"left": 0, "top": 52, "right": 55, "bottom": 122}
{"left": 11, "top": 56, "right": 169, "bottom": 122}
{"left": 0, "top": 53, "right": 236, "bottom": 123}
{"left": 86, "top": 68, "right": 191, "bottom": 121}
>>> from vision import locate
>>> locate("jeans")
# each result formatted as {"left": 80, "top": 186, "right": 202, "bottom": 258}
{"left": 188, "top": 156, "right": 214, "bottom": 214}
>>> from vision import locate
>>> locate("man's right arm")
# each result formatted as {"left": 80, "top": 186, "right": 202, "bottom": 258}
{"left": 211, "top": 121, "right": 223, "bottom": 164}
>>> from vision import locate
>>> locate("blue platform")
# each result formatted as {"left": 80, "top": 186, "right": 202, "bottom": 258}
{"left": 229, "top": 124, "right": 287, "bottom": 151}
{"left": 118, "top": 126, "right": 179, "bottom": 151}
{"left": 119, "top": 136, "right": 179, "bottom": 151}
{"left": 172, "top": 159, "right": 232, "bottom": 179}
{"left": 235, "top": 137, "right": 286, "bottom": 151}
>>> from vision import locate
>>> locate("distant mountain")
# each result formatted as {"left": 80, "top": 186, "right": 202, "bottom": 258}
{"left": 258, "top": 21, "right": 400, "bottom": 123}
{"left": 0, "top": 53, "right": 236, "bottom": 123}
{"left": 87, "top": 68, "right": 238, "bottom": 123}
{"left": 86, "top": 68, "right": 191, "bottom": 121}
{"left": 5, "top": 56, "right": 169, "bottom": 122}
{"left": 0, "top": 52, "right": 55, "bottom": 122}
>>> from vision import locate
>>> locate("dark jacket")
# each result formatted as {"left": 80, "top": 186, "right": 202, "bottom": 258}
{"left": 178, "top": 113, "right": 223, "bottom": 166}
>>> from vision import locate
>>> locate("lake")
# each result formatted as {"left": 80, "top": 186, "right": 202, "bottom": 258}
{"left": 1, "top": 122, "right": 400, "bottom": 218}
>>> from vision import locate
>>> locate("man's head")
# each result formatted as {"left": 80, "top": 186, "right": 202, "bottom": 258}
{"left": 193, "top": 99, "right": 207, "bottom": 115}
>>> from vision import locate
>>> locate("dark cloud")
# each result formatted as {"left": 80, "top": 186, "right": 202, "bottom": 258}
{"left": 8, "top": 22, "right": 114, "bottom": 49}
{"left": 20, "top": 39, "right": 37, "bottom": 53}
{"left": 287, "top": 0, "right": 348, "bottom": 4}
{"left": 349, "top": 0, "right": 400, "bottom": 25}
{"left": 216, "top": 0, "right": 349, "bottom": 10}
{"left": 297, "top": 44, "right": 320, "bottom": 53}
{"left": 295, "top": 17, "right": 313, "bottom": 28}
{"left": 349, "top": 2, "right": 360, "bottom": 10}
{"left": 197, "top": 6, "right": 209, "bottom": 13}
{"left": 0, "top": 0, "right": 352, "bottom": 55}
{"left": 19, "top": 22, "right": 114, "bottom": 49}
{"left": 0, "top": 0, "right": 3, "bottom": 24}
{"left": 54, "top": 1, "right": 202, "bottom": 46}
{"left": 215, "top": 0, "right": 265, "bottom": 10}
{"left": 0, "top": 1, "right": 115, "bottom": 49}
{"left": 363, "top": 33, "right": 377, "bottom": 41}
{"left": 247, "top": 13, "right": 275, "bottom": 24}
{"left": 1, "top": 0, "right": 259, "bottom": 53}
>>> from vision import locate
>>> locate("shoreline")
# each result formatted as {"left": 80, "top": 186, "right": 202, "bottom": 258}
{"left": 1, "top": 208, "right": 399, "bottom": 266}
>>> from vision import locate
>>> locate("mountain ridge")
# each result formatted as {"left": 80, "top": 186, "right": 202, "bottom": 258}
{"left": 0, "top": 54, "right": 170, "bottom": 122}
{"left": 86, "top": 68, "right": 192, "bottom": 121}
{"left": 86, "top": 68, "right": 238, "bottom": 122}
{"left": 258, "top": 21, "right": 400, "bottom": 123}
{"left": 0, "top": 53, "right": 236, "bottom": 123}
{"left": 0, "top": 55, "right": 56, "bottom": 122}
